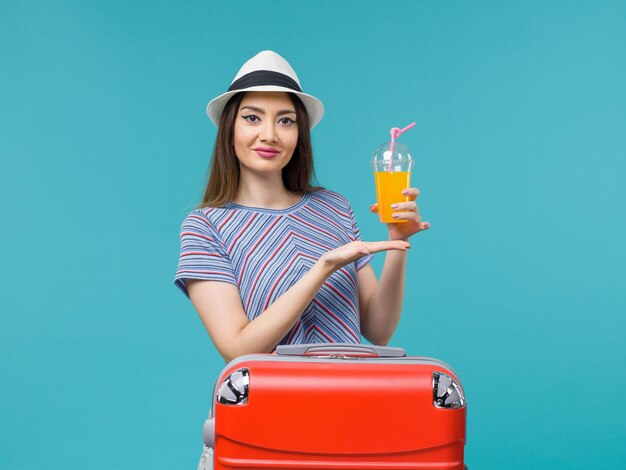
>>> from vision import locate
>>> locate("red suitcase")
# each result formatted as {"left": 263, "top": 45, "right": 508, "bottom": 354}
{"left": 203, "top": 343, "right": 467, "bottom": 470}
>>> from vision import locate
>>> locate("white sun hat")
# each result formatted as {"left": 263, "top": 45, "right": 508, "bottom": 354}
{"left": 206, "top": 50, "right": 325, "bottom": 128}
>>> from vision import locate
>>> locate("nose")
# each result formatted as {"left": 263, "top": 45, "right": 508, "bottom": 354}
{"left": 259, "top": 121, "right": 278, "bottom": 143}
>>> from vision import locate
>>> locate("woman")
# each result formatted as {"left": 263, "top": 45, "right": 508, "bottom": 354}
{"left": 174, "top": 50, "right": 429, "bottom": 363}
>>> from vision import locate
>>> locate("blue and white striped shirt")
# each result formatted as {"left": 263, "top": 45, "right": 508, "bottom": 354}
{"left": 174, "top": 189, "right": 372, "bottom": 345}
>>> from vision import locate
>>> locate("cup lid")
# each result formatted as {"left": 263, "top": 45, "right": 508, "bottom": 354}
{"left": 371, "top": 141, "right": 413, "bottom": 162}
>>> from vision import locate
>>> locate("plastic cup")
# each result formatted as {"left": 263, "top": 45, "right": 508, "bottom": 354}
{"left": 371, "top": 141, "right": 414, "bottom": 224}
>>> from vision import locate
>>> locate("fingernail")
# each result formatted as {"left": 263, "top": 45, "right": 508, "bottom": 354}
{"left": 392, "top": 213, "right": 399, "bottom": 218}
{"left": 401, "top": 189, "right": 409, "bottom": 195}
{"left": 391, "top": 204, "right": 399, "bottom": 209}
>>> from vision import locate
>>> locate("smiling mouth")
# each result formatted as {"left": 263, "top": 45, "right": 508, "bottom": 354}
{"left": 254, "top": 148, "right": 280, "bottom": 158}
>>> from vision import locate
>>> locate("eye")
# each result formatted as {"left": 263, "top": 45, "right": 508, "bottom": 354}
{"left": 242, "top": 114, "right": 260, "bottom": 123}
{"left": 278, "top": 117, "right": 296, "bottom": 126}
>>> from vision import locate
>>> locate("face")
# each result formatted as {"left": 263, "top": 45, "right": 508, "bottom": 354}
{"left": 233, "top": 92, "right": 299, "bottom": 178}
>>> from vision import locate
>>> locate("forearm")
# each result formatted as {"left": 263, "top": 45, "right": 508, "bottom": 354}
{"left": 362, "top": 250, "right": 407, "bottom": 345}
{"left": 229, "top": 261, "right": 334, "bottom": 359}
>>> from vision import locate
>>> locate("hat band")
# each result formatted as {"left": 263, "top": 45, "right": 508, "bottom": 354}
{"left": 228, "top": 70, "right": 302, "bottom": 93}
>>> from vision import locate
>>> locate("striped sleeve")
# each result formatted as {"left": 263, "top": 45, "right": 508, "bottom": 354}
{"left": 347, "top": 202, "right": 373, "bottom": 271}
{"left": 174, "top": 211, "right": 237, "bottom": 297}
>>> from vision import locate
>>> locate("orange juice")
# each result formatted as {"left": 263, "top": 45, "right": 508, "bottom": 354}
{"left": 374, "top": 171, "right": 410, "bottom": 223}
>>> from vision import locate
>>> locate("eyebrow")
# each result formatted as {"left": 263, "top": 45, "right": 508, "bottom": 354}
{"left": 240, "top": 105, "right": 296, "bottom": 116}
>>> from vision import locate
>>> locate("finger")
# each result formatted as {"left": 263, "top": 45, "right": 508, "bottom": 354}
{"left": 390, "top": 201, "right": 417, "bottom": 212}
{"left": 401, "top": 188, "right": 420, "bottom": 201}
{"left": 369, "top": 203, "right": 378, "bottom": 213}
{"left": 391, "top": 211, "right": 421, "bottom": 222}
{"left": 420, "top": 221, "right": 431, "bottom": 230}
{"left": 364, "top": 240, "right": 411, "bottom": 253}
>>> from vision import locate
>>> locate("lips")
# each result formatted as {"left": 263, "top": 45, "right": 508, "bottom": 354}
{"left": 254, "top": 147, "right": 280, "bottom": 158}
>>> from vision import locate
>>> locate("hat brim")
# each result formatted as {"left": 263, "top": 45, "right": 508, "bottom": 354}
{"left": 206, "top": 85, "right": 324, "bottom": 129}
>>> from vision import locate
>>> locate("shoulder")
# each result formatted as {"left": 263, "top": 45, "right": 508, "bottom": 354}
{"left": 306, "top": 189, "right": 358, "bottom": 232}
{"left": 309, "top": 188, "right": 352, "bottom": 210}
{"left": 181, "top": 208, "right": 211, "bottom": 228}
{"left": 180, "top": 206, "right": 231, "bottom": 234}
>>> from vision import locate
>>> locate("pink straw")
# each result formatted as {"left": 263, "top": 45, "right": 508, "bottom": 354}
{"left": 388, "top": 122, "right": 416, "bottom": 171}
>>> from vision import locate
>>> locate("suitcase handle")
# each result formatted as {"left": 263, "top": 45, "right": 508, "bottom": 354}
{"left": 275, "top": 343, "right": 406, "bottom": 358}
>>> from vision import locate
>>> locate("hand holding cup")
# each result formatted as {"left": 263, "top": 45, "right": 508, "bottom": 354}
{"left": 369, "top": 187, "right": 430, "bottom": 241}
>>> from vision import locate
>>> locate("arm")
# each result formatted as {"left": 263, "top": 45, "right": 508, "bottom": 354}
{"left": 359, "top": 187, "right": 430, "bottom": 345}
{"left": 187, "top": 240, "right": 410, "bottom": 362}
{"left": 187, "top": 261, "right": 332, "bottom": 362}
{"left": 357, "top": 251, "right": 407, "bottom": 345}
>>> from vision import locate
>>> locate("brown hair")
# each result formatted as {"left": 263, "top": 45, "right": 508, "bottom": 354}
{"left": 199, "top": 92, "right": 321, "bottom": 208}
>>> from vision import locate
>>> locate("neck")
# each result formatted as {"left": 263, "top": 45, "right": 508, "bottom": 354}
{"left": 234, "top": 169, "right": 302, "bottom": 209}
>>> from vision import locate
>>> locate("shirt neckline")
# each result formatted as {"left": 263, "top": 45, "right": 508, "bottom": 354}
{"left": 224, "top": 192, "right": 310, "bottom": 215}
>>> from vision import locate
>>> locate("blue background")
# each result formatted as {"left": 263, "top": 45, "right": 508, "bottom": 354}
{"left": 2, "top": 1, "right": 625, "bottom": 468}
